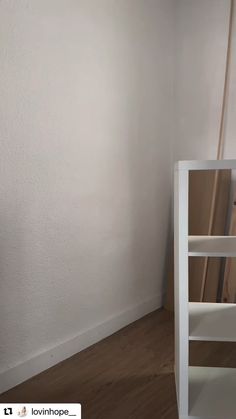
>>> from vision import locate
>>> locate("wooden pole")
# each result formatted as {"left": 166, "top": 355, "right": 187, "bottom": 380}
{"left": 200, "top": 0, "right": 234, "bottom": 301}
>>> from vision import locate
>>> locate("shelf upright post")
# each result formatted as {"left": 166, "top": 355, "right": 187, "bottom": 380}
{"left": 174, "top": 165, "right": 189, "bottom": 419}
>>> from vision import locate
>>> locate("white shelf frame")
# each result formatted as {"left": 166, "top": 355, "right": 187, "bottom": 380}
{"left": 174, "top": 159, "right": 236, "bottom": 419}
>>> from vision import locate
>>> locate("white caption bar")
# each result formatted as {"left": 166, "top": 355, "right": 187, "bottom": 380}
{"left": 0, "top": 404, "right": 81, "bottom": 418}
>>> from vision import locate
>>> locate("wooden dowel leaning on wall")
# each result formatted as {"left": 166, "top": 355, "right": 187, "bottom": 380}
{"left": 164, "top": 0, "right": 234, "bottom": 310}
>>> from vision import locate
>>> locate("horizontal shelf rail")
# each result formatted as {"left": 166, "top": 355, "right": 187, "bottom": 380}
{"left": 189, "top": 302, "right": 236, "bottom": 342}
{"left": 189, "top": 236, "right": 236, "bottom": 257}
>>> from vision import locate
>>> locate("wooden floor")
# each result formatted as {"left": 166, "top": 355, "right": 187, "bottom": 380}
{"left": 1, "top": 308, "right": 236, "bottom": 418}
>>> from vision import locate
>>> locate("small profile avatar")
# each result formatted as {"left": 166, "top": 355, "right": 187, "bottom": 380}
{"left": 18, "top": 406, "right": 28, "bottom": 417}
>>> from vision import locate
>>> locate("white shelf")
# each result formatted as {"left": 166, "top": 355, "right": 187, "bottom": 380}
{"left": 176, "top": 159, "right": 236, "bottom": 171}
{"left": 189, "top": 367, "right": 236, "bottom": 419}
{"left": 188, "top": 236, "right": 236, "bottom": 257}
{"left": 175, "top": 160, "right": 236, "bottom": 419}
{"left": 189, "top": 303, "right": 236, "bottom": 342}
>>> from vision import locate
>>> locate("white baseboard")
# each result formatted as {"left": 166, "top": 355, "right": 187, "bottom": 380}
{"left": 0, "top": 293, "right": 163, "bottom": 394}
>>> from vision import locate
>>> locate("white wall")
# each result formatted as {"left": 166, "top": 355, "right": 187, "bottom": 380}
{"left": 174, "top": 0, "right": 236, "bottom": 162}
{"left": 0, "top": 0, "right": 175, "bottom": 391}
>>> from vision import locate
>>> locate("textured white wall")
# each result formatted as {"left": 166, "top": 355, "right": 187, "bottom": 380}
{"left": 174, "top": 0, "right": 236, "bottom": 161}
{"left": 0, "top": 0, "right": 174, "bottom": 378}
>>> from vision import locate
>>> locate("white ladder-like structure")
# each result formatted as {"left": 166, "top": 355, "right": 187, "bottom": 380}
{"left": 175, "top": 159, "right": 236, "bottom": 419}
